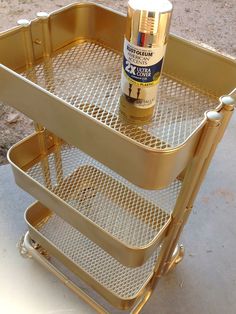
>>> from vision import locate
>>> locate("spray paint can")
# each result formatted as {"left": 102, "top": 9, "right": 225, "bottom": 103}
{"left": 120, "top": 0, "right": 173, "bottom": 123}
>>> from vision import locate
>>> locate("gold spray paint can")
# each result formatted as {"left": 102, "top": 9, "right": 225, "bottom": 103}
{"left": 120, "top": 0, "right": 173, "bottom": 123}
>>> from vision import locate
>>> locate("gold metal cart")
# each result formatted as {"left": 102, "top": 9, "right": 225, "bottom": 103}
{"left": 0, "top": 3, "right": 235, "bottom": 313}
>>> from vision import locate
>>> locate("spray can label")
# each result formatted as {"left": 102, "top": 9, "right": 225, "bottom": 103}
{"left": 121, "top": 39, "right": 166, "bottom": 108}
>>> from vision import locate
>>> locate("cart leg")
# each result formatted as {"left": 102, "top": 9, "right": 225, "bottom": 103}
{"left": 18, "top": 234, "right": 32, "bottom": 259}
{"left": 131, "top": 243, "right": 185, "bottom": 313}
{"left": 162, "top": 99, "right": 235, "bottom": 276}
{"left": 162, "top": 244, "right": 185, "bottom": 275}
{"left": 18, "top": 233, "right": 50, "bottom": 259}
{"left": 131, "top": 289, "right": 153, "bottom": 314}
{"left": 149, "top": 113, "right": 219, "bottom": 285}
{"left": 155, "top": 99, "right": 234, "bottom": 279}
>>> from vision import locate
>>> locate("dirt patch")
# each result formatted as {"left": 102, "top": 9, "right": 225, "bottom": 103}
{"left": 0, "top": 0, "right": 235, "bottom": 164}
{"left": 0, "top": 103, "right": 33, "bottom": 164}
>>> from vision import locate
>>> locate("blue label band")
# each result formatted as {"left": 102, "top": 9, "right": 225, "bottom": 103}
{"left": 123, "top": 56, "right": 163, "bottom": 84}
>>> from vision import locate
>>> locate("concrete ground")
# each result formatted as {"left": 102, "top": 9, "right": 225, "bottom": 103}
{"left": 0, "top": 111, "right": 236, "bottom": 314}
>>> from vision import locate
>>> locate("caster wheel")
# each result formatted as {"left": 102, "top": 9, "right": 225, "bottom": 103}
{"left": 163, "top": 244, "right": 185, "bottom": 275}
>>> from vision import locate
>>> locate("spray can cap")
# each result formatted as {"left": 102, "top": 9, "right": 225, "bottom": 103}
{"left": 127, "top": 0, "right": 173, "bottom": 47}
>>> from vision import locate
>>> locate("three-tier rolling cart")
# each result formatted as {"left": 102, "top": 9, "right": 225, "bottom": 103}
{"left": 0, "top": 3, "right": 235, "bottom": 313}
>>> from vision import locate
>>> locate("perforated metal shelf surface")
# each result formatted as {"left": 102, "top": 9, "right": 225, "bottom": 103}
{"left": 26, "top": 144, "right": 181, "bottom": 248}
{"left": 23, "top": 41, "right": 218, "bottom": 150}
{"left": 35, "top": 213, "right": 159, "bottom": 300}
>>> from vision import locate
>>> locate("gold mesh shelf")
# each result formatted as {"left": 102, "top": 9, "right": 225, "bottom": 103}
{"left": 23, "top": 41, "right": 217, "bottom": 149}
{"left": 9, "top": 131, "right": 182, "bottom": 266}
{"left": 25, "top": 202, "right": 160, "bottom": 308}
{"left": 0, "top": 2, "right": 229, "bottom": 189}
